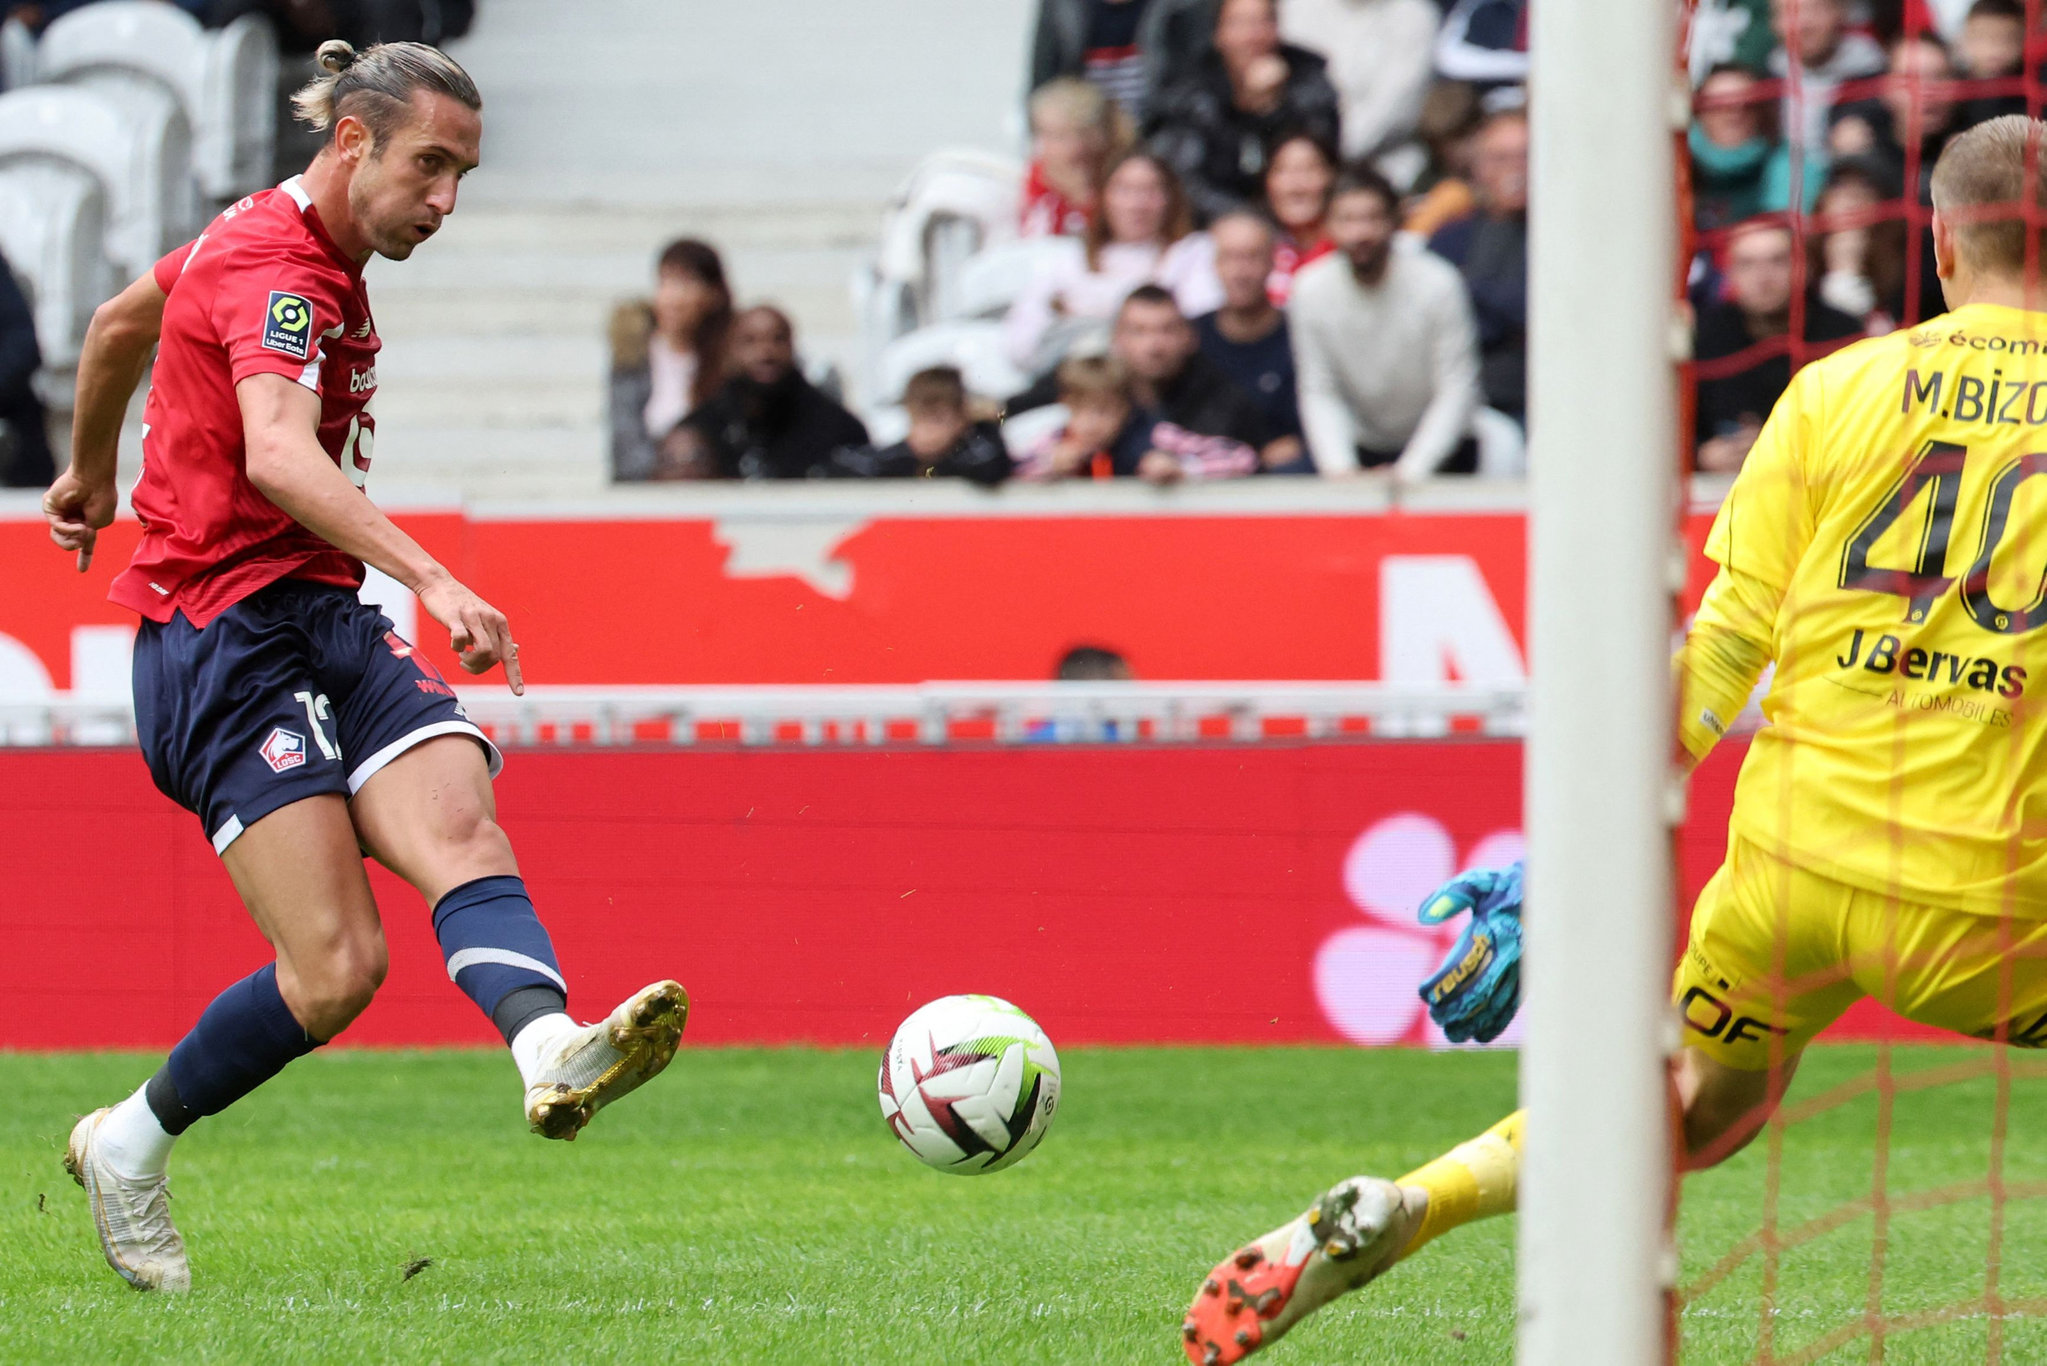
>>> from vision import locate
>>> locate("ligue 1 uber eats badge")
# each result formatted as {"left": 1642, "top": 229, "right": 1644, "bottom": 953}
{"left": 262, "top": 291, "right": 314, "bottom": 360}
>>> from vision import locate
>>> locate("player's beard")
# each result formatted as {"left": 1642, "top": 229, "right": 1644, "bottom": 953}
{"left": 349, "top": 174, "right": 426, "bottom": 262}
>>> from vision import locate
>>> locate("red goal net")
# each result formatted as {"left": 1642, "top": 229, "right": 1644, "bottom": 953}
{"left": 1672, "top": 0, "right": 2047, "bottom": 1359}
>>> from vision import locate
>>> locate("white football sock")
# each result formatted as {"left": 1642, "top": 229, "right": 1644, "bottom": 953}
{"left": 95, "top": 1084, "right": 176, "bottom": 1182}
{"left": 509, "top": 1012, "right": 580, "bottom": 1086}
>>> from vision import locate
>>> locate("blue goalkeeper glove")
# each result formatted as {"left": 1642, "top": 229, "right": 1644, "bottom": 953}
{"left": 1415, "top": 860, "right": 1525, "bottom": 1044}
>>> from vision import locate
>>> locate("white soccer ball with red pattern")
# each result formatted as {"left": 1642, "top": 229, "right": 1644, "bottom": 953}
{"left": 878, "top": 995, "right": 1061, "bottom": 1174}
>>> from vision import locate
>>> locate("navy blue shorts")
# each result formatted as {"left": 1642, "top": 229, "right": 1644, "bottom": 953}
{"left": 133, "top": 579, "right": 503, "bottom": 855}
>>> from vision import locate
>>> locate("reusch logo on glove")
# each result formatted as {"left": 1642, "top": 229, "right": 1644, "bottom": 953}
{"left": 1426, "top": 930, "right": 1495, "bottom": 1006}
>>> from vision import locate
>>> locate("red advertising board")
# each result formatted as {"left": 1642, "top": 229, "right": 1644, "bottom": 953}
{"left": 0, "top": 736, "right": 1937, "bottom": 1051}
{"left": 0, "top": 501, "right": 1720, "bottom": 694}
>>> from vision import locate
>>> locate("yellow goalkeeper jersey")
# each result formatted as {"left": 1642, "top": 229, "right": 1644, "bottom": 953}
{"left": 1705, "top": 302, "right": 2047, "bottom": 917}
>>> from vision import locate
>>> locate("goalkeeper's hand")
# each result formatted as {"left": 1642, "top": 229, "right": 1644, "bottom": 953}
{"left": 1415, "top": 861, "right": 1525, "bottom": 1044}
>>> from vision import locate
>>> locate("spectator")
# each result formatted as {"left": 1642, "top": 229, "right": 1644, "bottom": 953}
{"left": 1056, "top": 645, "right": 1134, "bottom": 680}
{"left": 1691, "top": 64, "right": 1806, "bottom": 232}
{"left": 1004, "top": 150, "right": 1222, "bottom": 373}
{"left": 1022, "top": 79, "right": 1127, "bottom": 239}
{"left": 1280, "top": 0, "right": 1440, "bottom": 164}
{"left": 609, "top": 238, "right": 733, "bottom": 483}
{"left": 1828, "top": 31, "right": 1962, "bottom": 197}
{"left": 1289, "top": 165, "right": 1481, "bottom": 478}
{"left": 1194, "top": 213, "right": 1304, "bottom": 469}
{"left": 820, "top": 368, "right": 1012, "bottom": 486}
{"left": 664, "top": 306, "right": 869, "bottom": 480}
{"left": 1694, "top": 219, "right": 1863, "bottom": 473}
{"left": 1770, "top": 0, "right": 1886, "bottom": 156}
{"left": 0, "top": 251, "right": 52, "bottom": 488}
{"left": 1429, "top": 108, "right": 1528, "bottom": 425}
{"left": 1689, "top": 0, "right": 1779, "bottom": 80}
{"left": 1113, "top": 284, "right": 1266, "bottom": 448}
{"left": 201, "top": 1, "right": 476, "bottom": 47}
{"left": 1029, "top": 0, "right": 1220, "bottom": 123}
{"left": 1807, "top": 163, "right": 1911, "bottom": 330}
{"left": 1955, "top": 0, "right": 2027, "bottom": 127}
{"left": 1403, "top": 80, "right": 1486, "bottom": 237}
{"left": 1144, "top": 0, "right": 1342, "bottom": 225}
{"left": 1014, "top": 353, "right": 1257, "bottom": 483}
{"left": 1435, "top": 0, "right": 1528, "bottom": 90}
{"left": 1263, "top": 131, "right": 1337, "bottom": 304}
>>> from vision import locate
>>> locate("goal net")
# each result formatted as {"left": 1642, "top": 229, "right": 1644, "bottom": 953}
{"left": 1531, "top": 0, "right": 2047, "bottom": 1360}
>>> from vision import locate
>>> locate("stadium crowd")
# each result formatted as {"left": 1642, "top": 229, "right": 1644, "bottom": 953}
{"left": 1684, "top": 0, "right": 2041, "bottom": 472}
{"left": 3, "top": 0, "right": 2036, "bottom": 491}
{"left": 611, "top": 0, "right": 1527, "bottom": 486}
{"left": 607, "top": 0, "right": 2040, "bottom": 487}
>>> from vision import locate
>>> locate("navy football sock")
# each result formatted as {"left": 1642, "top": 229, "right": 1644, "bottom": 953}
{"left": 145, "top": 963, "right": 319, "bottom": 1136}
{"left": 433, "top": 875, "right": 568, "bottom": 1043}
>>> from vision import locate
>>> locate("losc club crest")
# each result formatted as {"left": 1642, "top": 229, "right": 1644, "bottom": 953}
{"left": 260, "top": 726, "right": 307, "bottom": 774}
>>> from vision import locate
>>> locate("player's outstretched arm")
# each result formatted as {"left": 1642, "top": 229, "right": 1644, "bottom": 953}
{"left": 44, "top": 271, "right": 168, "bottom": 570}
{"left": 1676, "top": 565, "right": 1779, "bottom": 771}
{"left": 237, "top": 373, "right": 524, "bottom": 692}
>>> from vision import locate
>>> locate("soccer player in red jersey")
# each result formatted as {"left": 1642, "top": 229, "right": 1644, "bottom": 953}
{"left": 41, "top": 41, "right": 687, "bottom": 1293}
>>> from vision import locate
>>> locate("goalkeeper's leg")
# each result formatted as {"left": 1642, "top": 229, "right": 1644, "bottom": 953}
{"left": 1180, "top": 1053, "right": 1792, "bottom": 1363}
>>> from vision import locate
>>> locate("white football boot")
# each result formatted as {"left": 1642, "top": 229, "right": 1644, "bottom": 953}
{"left": 1182, "top": 1176, "right": 1421, "bottom": 1364}
{"left": 524, "top": 980, "right": 689, "bottom": 1140}
{"left": 64, "top": 1108, "right": 191, "bottom": 1293}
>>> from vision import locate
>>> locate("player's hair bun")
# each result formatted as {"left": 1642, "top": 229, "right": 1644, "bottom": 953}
{"left": 314, "top": 40, "right": 357, "bottom": 76}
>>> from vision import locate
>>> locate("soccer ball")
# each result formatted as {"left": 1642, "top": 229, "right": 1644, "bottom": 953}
{"left": 878, "top": 994, "right": 1061, "bottom": 1174}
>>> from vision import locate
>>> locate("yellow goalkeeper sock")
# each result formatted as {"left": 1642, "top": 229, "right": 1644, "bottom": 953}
{"left": 1395, "top": 1109, "right": 1525, "bottom": 1257}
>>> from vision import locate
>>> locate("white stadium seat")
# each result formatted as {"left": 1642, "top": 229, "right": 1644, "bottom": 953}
{"left": 0, "top": 84, "right": 192, "bottom": 278}
{"left": 0, "top": 16, "right": 34, "bottom": 92}
{"left": 200, "top": 15, "right": 279, "bottom": 199}
{"left": 951, "top": 237, "right": 1081, "bottom": 322}
{"left": 860, "top": 151, "right": 1024, "bottom": 404}
{"left": 877, "top": 321, "right": 1029, "bottom": 406}
{"left": 0, "top": 160, "right": 114, "bottom": 376}
{"left": 864, "top": 405, "right": 910, "bottom": 449}
{"left": 38, "top": 3, "right": 277, "bottom": 203}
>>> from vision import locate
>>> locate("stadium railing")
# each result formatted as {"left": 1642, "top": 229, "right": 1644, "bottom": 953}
{"left": 0, "top": 681, "right": 1526, "bottom": 749}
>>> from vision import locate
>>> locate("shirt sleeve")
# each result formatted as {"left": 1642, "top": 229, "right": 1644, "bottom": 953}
{"left": 1676, "top": 565, "right": 1781, "bottom": 766}
{"left": 210, "top": 256, "right": 352, "bottom": 392}
{"left": 1703, "top": 356, "right": 1823, "bottom": 591}
{"left": 151, "top": 241, "right": 199, "bottom": 294}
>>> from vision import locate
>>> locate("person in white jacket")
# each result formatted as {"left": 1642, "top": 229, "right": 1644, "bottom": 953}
{"left": 1281, "top": 0, "right": 1440, "bottom": 165}
{"left": 1287, "top": 165, "right": 1481, "bottom": 480}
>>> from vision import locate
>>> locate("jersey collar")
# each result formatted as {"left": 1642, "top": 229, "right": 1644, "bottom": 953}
{"left": 277, "top": 175, "right": 367, "bottom": 280}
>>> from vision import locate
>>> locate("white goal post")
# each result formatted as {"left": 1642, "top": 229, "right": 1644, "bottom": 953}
{"left": 1520, "top": 0, "right": 1682, "bottom": 1360}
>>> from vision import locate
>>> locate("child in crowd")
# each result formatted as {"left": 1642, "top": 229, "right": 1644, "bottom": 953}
{"left": 1014, "top": 354, "right": 1256, "bottom": 484}
{"left": 822, "top": 368, "right": 1013, "bottom": 486}
{"left": 1021, "top": 79, "right": 1129, "bottom": 238}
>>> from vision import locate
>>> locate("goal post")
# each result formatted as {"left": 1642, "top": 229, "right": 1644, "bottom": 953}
{"left": 1519, "top": 0, "right": 1683, "bottom": 1359}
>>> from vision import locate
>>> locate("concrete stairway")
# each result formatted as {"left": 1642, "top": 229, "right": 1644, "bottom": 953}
{"left": 353, "top": 0, "right": 1033, "bottom": 500}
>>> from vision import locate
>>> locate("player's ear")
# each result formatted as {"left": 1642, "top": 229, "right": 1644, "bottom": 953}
{"left": 1930, "top": 210, "right": 1958, "bottom": 281}
{"left": 333, "top": 113, "right": 373, "bottom": 167}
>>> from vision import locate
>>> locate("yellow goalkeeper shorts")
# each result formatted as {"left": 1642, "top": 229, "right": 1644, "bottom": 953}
{"left": 1673, "top": 835, "right": 2047, "bottom": 1070}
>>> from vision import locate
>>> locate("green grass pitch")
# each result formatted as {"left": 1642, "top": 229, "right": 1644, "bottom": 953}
{"left": 7, "top": 1045, "right": 2047, "bottom": 1363}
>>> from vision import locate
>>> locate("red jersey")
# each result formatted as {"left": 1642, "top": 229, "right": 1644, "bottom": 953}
{"left": 111, "top": 176, "right": 380, "bottom": 627}
{"left": 1019, "top": 161, "right": 1092, "bottom": 239}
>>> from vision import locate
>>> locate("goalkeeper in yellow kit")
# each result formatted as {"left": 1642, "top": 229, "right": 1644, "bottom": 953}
{"left": 1182, "top": 115, "right": 2047, "bottom": 1364}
